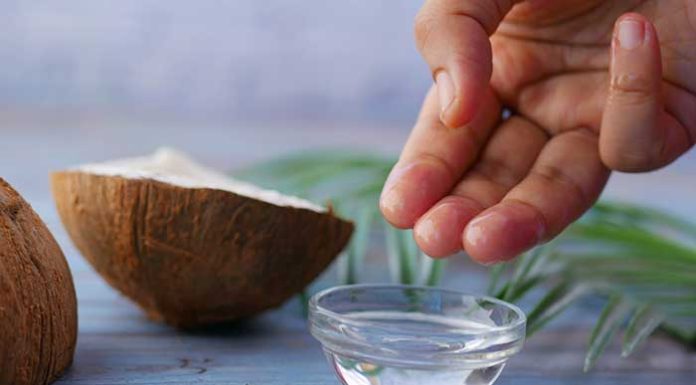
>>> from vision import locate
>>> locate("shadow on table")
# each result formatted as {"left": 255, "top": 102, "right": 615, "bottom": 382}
{"left": 181, "top": 317, "right": 276, "bottom": 338}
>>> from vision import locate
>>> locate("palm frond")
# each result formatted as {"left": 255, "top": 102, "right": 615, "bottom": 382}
{"left": 385, "top": 225, "right": 418, "bottom": 285}
{"left": 499, "top": 200, "right": 696, "bottom": 361}
{"left": 234, "top": 150, "right": 393, "bottom": 201}
{"left": 335, "top": 206, "right": 374, "bottom": 285}
{"left": 234, "top": 149, "right": 696, "bottom": 370}
{"left": 422, "top": 258, "right": 447, "bottom": 287}
{"left": 486, "top": 263, "right": 507, "bottom": 296}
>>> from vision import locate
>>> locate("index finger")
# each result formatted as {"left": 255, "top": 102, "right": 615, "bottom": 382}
{"left": 380, "top": 86, "right": 500, "bottom": 228}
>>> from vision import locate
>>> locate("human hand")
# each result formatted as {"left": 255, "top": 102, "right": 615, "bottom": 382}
{"left": 380, "top": 0, "right": 696, "bottom": 264}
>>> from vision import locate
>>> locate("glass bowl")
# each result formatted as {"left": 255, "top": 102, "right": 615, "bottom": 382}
{"left": 309, "top": 284, "right": 526, "bottom": 385}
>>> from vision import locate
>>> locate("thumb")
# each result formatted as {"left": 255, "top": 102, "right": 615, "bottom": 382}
{"left": 599, "top": 13, "right": 690, "bottom": 172}
{"left": 414, "top": 0, "right": 517, "bottom": 128}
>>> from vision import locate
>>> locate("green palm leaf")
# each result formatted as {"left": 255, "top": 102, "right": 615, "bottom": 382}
{"left": 584, "top": 295, "right": 634, "bottom": 372}
{"left": 526, "top": 282, "right": 589, "bottom": 337}
{"left": 622, "top": 305, "right": 663, "bottom": 357}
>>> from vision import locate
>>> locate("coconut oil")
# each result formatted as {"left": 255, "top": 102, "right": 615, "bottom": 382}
{"left": 309, "top": 285, "right": 526, "bottom": 385}
{"left": 327, "top": 353, "right": 504, "bottom": 385}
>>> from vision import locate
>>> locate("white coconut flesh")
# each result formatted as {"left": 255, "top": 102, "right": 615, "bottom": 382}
{"left": 75, "top": 147, "right": 325, "bottom": 212}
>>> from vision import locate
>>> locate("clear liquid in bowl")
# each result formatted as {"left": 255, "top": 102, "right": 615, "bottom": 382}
{"left": 323, "top": 311, "right": 508, "bottom": 385}
{"left": 327, "top": 351, "right": 504, "bottom": 385}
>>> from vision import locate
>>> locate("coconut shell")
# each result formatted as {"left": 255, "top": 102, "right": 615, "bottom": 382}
{"left": 0, "top": 178, "right": 77, "bottom": 385}
{"left": 51, "top": 171, "right": 353, "bottom": 328}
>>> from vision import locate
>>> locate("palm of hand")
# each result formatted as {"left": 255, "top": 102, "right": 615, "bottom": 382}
{"left": 380, "top": 0, "right": 696, "bottom": 263}
{"left": 493, "top": 0, "right": 695, "bottom": 141}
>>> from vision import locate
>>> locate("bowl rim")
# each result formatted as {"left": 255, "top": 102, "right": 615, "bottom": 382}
{"left": 308, "top": 284, "right": 527, "bottom": 369}
{"left": 311, "top": 283, "right": 527, "bottom": 331}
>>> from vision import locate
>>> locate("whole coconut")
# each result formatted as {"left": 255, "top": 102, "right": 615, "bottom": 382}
{"left": 0, "top": 178, "right": 77, "bottom": 385}
{"left": 51, "top": 148, "right": 353, "bottom": 328}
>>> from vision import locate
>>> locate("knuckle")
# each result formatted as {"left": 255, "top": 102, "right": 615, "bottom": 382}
{"left": 450, "top": 47, "right": 491, "bottom": 70}
{"left": 601, "top": 148, "right": 659, "bottom": 172}
{"left": 471, "top": 157, "right": 518, "bottom": 187}
{"left": 609, "top": 73, "right": 656, "bottom": 104}
{"left": 414, "top": 152, "right": 457, "bottom": 181}
{"left": 532, "top": 164, "right": 588, "bottom": 205}
{"left": 414, "top": 11, "right": 437, "bottom": 53}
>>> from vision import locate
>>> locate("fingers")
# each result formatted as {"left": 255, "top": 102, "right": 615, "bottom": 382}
{"left": 600, "top": 13, "right": 692, "bottom": 172}
{"left": 380, "top": 86, "right": 500, "bottom": 229}
{"left": 414, "top": 0, "right": 517, "bottom": 128}
{"left": 414, "top": 117, "right": 547, "bottom": 258}
{"left": 464, "top": 129, "right": 610, "bottom": 264}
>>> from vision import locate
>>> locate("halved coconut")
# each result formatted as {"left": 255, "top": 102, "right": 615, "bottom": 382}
{"left": 0, "top": 178, "right": 77, "bottom": 384}
{"left": 51, "top": 148, "right": 353, "bottom": 328}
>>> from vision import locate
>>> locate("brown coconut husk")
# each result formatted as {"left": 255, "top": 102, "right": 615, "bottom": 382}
{"left": 0, "top": 178, "right": 77, "bottom": 385}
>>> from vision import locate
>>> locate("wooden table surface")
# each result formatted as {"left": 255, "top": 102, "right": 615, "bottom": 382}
{"left": 2, "top": 118, "right": 695, "bottom": 385}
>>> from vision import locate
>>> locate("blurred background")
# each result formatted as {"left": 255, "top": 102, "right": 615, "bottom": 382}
{"left": 1, "top": 0, "right": 694, "bottom": 214}
{"left": 1, "top": 1, "right": 428, "bottom": 124}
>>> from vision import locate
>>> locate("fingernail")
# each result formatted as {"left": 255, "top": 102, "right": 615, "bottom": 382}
{"left": 617, "top": 19, "right": 645, "bottom": 50}
{"left": 436, "top": 71, "right": 455, "bottom": 119}
{"left": 379, "top": 163, "right": 413, "bottom": 215}
{"left": 380, "top": 188, "right": 404, "bottom": 217}
{"left": 414, "top": 217, "right": 439, "bottom": 246}
{"left": 463, "top": 215, "right": 507, "bottom": 265}
{"left": 382, "top": 162, "right": 411, "bottom": 192}
{"left": 464, "top": 214, "right": 492, "bottom": 249}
